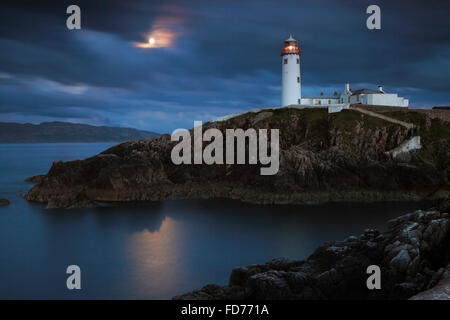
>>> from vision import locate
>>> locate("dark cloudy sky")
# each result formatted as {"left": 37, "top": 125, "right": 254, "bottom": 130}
{"left": 1, "top": 0, "right": 449, "bottom": 133}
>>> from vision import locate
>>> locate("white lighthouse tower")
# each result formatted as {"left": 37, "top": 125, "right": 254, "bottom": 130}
{"left": 281, "top": 35, "right": 301, "bottom": 106}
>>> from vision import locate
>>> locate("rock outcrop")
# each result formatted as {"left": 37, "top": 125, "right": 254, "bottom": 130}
{"left": 24, "top": 175, "right": 46, "bottom": 184}
{"left": 25, "top": 108, "right": 449, "bottom": 208}
{"left": 410, "top": 274, "right": 450, "bottom": 300}
{"left": 174, "top": 206, "right": 450, "bottom": 300}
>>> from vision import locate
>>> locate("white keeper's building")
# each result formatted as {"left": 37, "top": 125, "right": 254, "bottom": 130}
{"left": 281, "top": 35, "right": 409, "bottom": 108}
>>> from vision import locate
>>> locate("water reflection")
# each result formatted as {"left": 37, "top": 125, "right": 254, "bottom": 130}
{"left": 127, "top": 217, "right": 185, "bottom": 299}
{"left": 7, "top": 196, "right": 433, "bottom": 299}
{"left": 91, "top": 201, "right": 165, "bottom": 233}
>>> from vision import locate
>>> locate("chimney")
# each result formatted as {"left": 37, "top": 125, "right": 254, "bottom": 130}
{"left": 378, "top": 85, "right": 383, "bottom": 92}
{"left": 345, "top": 82, "right": 350, "bottom": 91}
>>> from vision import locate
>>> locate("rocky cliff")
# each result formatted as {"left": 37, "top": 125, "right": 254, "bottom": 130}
{"left": 25, "top": 108, "right": 449, "bottom": 208}
{"left": 174, "top": 198, "right": 450, "bottom": 300}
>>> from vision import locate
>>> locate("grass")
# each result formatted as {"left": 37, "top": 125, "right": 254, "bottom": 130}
{"left": 417, "top": 118, "right": 450, "bottom": 167}
{"left": 381, "top": 111, "right": 449, "bottom": 168}
{"left": 211, "top": 107, "right": 449, "bottom": 168}
{"left": 384, "top": 111, "right": 427, "bottom": 126}
{"left": 332, "top": 109, "right": 395, "bottom": 130}
{"left": 258, "top": 108, "right": 329, "bottom": 141}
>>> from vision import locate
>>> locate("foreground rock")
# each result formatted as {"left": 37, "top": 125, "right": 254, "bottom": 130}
{"left": 25, "top": 108, "right": 449, "bottom": 208}
{"left": 410, "top": 274, "right": 450, "bottom": 300}
{"left": 174, "top": 207, "right": 450, "bottom": 300}
{"left": 0, "top": 199, "right": 10, "bottom": 206}
{"left": 25, "top": 175, "right": 45, "bottom": 184}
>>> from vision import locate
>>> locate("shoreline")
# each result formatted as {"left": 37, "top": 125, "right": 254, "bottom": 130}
{"left": 24, "top": 178, "right": 447, "bottom": 209}
{"left": 174, "top": 198, "right": 450, "bottom": 300}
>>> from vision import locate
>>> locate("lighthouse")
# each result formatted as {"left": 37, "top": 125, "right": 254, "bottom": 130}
{"left": 281, "top": 35, "right": 301, "bottom": 106}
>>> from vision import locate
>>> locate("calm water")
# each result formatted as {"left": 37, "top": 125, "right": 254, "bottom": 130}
{"left": 0, "top": 143, "right": 429, "bottom": 299}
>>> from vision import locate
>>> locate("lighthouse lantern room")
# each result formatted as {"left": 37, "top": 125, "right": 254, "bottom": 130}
{"left": 281, "top": 35, "right": 301, "bottom": 106}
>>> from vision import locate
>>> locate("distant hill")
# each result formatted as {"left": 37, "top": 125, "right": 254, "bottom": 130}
{"left": 433, "top": 106, "right": 450, "bottom": 110}
{"left": 0, "top": 122, "right": 159, "bottom": 143}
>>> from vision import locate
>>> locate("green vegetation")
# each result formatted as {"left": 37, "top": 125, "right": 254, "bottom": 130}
{"left": 267, "top": 107, "right": 327, "bottom": 122}
{"left": 252, "top": 108, "right": 407, "bottom": 152}
{"left": 380, "top": 111, "right": 449, "bottom": 169}
{"left": 384, "top": 111, "right": 427, "bottom": 126}
{"left": 259, "top": 108, "right": 329, "bottom": 142}
{"left": 212, "top": 108, "right": 448, "bottom": 169}
{"left": 381, "top": 111, "right": 448, "bottom": 160}
{"left": 262, "top": 108, "right": 398, "bottom": 131}
{"left": 212, "top": 111, "right": 255, "bottom": 126}
{"left": 420, "top": 120, "right": 449, "bottom": 168}
{"left": 424, "top": 118, "right": 450, "bottom": 142}
{"left": 331, "top": 109, "right": 393, "bottom": 130}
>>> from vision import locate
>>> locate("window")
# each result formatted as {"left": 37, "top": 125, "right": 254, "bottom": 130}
{"left": 357, "top": 95, "right": 360, "bottom": 102}
{"left": 284, "top": 59, "right": 288, "bottom": 64}
{"left": 297, "top": 77, "right": 300, "bottom": 83}
{"left": 296, "top": 59, "right": 299, "bottom": 64}
{"left": 298, "top": 99, "right": 301, "bottom": 104}
{"left": 328, "top": 100, "right": 331, "bottom": 104}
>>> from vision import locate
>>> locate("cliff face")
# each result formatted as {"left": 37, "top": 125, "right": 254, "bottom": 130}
{"left": 174, "top": 203, "right": 450, "bottom": 300}
{"left": 25, "top": 108, "right": 449, "bottom": 208}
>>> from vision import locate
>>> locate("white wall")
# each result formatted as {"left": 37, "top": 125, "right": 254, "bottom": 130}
{"left": 300, "top": 98, "right": 340, "bottom": 105}
{"left": 340, "top": 88, "right": 352, "bottom": 103}
{"left": 387, "top": 136, "right": 421, "bottom": 159}
{"left": 366, "top": 94, "right": 408, "bottom": 107}
{"left": 343, "top": 93, "right": 408, "bottom": 107}
{"left": 328, "top": 105, "right": 344, "bottom": 113}
{"left": 338, "top": 83, "right": 409, "bottom": 107}
{"left": 301, "top": 98, "right": 313, "bottom": 104}
{"left": 281, "top": 54, "right": 301, "bottom": 106}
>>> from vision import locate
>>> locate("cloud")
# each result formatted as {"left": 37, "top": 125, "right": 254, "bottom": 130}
{"left": 0, "top": 0, "right": 449, "bottom": 132}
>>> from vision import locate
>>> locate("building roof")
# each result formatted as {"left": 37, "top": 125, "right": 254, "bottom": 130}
{"left": 285, "top": 34, "right": 296, "bottom": 42}
{"left": 315, "top": 97, "right": 338, "bottom": 100}
{"left": 351, "top": 88, "right": 383, "bottom": 96}
{"left": 304, "top": 96, "right": 339, "bottom": 99}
